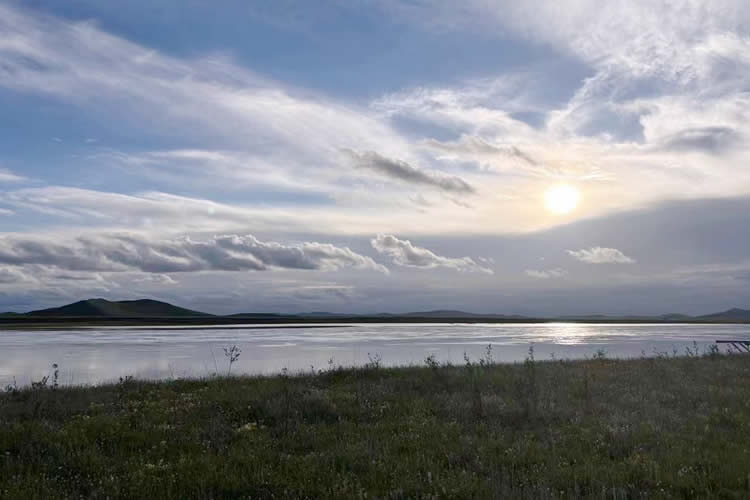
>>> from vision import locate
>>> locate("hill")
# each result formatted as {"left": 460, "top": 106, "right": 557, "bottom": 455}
{"left": 4, "top": 299, "right": 750, "bottom": 323}
{"left": 696, "top": 308, "right": 750, "bottom": 321}
{"left": 27, "top": 298, "right": 211, "bottom": 318}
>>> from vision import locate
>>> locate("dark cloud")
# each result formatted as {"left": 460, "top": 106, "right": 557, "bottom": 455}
{"left": 342, "top": 149, "right": 475, "bottom": 194}
{"left": 424, "top": 135, "right": 537, "bottom": 165}
{"left": 0, "top": 233, "right": 388, "bottom": 275}
{"left": 371, "top": 234, "right": 492, "bottom": 273}
{"left": 51, "top": 273, "right": 102, "bottom": 281}
{"left": 659, "top": 126, "right": 741, "bottom": 154}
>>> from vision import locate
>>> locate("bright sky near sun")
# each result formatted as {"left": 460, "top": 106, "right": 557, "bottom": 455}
{"left": 1, "top": 0, "right": 750, "bottom": 315}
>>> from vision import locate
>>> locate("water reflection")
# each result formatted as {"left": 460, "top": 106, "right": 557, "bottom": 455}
{"left": 541, "top": 323, "right": 592, "bottom": 345}
{"left": 0, "top": 323, "right": 747, "bottom": 386}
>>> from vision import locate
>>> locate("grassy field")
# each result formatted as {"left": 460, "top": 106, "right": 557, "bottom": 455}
{"left": 2, "top": 349, "right": 750, "bottom": 498}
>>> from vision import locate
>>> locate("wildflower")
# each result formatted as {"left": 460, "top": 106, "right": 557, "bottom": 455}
{"left": 236, "top": 422, "right": 258, "bottom": 433}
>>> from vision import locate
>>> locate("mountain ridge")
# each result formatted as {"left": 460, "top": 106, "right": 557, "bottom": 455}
{"left": 5, "top": 299, "right": 750, "bottom": 322}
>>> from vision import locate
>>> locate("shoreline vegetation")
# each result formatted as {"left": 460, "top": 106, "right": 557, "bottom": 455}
{"left": 2, "top": 349, "right": 750, "bottom": 497}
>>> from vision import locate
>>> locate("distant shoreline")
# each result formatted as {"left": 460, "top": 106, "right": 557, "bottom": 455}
{"left": 2, "top": 316, "right": 749, "bottom": 329}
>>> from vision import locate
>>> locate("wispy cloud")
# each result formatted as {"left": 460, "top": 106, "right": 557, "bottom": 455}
{"left": 342, "top": 149, "right": 475, "bottom": 195}
{"left": 424, "top": 135, "right": 537, "bottom": 166}
{"left": 0, "top": 2, "right": 413, "bottom": 200}
{"left": 525, "top": 268, "right": 567, "bottom": 279}
{"left": 0, "top": 169, "right": 25, "bottom": 183}
{"left": 371, "top": 234, "right": 492, "bottom": 273}
{"left": 567, "top": 247, "right": 635, "bottom": 264}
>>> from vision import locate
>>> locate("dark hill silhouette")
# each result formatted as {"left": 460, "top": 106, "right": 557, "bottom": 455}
{"left": 28, "top": 298, "right": 211, "bottom": 318}
{"left": 697, "top": 308, "right": 750, "bottom": 321}
{"left": 4, "top": 298, "right": 750, "bottom": 323}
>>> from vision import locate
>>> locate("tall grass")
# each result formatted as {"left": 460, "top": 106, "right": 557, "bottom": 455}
{"left": 1, "top": 351, "right": 750, "bottom": 498}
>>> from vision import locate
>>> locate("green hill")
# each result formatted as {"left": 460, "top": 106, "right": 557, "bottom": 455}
{"left": 27, "top": 298, "right": 211, "bottom": 318}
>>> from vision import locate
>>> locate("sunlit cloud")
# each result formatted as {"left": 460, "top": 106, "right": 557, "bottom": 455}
{"left": 567, "top": 247, "right": 635, "bottom": 264}
{"left": 371, "top": 234, "right": 493, "bottom": 274}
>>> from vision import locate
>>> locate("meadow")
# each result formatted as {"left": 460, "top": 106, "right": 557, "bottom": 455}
{"left": 2, "top": 347, "right": 750, "bottom": 498}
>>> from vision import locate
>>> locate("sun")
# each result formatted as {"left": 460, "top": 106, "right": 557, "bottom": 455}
{"left": 544, "top": 185, "right": 580, "bottom": 215}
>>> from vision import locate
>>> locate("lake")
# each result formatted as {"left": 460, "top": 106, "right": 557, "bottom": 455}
{"left": 1, "top": 323, "right": 748, "bottom": 387}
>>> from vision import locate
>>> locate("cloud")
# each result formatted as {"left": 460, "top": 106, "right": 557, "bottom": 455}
{"left": 0, "top": 186, "right": 329, "bottom": 234}
{"left": 50, "top": 273, "right": 105, "bottom": 282}
{"left": 0, "top": 233, "right": 389, "bottom": 275}
{"left": 342, "top": 149, "right": 475, "bottom": 195}
{"left": 0, "top": 267, "right": 32, "bottom": 284}
{"left": 371, "top": 234, "right": 492, "bottom": 273}
{"left": 424, "top": 135, "right": 537, "bottom": 165}
{"left": 133, "top": 274, "right": 178, "bottom": 285}
{"left": 0, "top": 169, "right": 25, "bottom": 183}
{"left": 526, "top": 268, "right": 567, "bottom": 279}
{"left": 4, "top": 1, "right": 750, "bottom": 240}
{"left": 385, "top": 1, "right": 749, "bottom": 82}
{"left": 658, "top": 126, "right": 742, "bottom": 154}
{"left": 567, "top": 247, "right": 635, "bottom": 264}
{"left": 0, "top": 2, "right": 417, "bottom": 213}
{"left": 290, "top": 285, "right": 356, "bottom": 301}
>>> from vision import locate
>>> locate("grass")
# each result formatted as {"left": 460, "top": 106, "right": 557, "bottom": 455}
{"left": 2, "top": 350, "right": 750, "bottom": 498}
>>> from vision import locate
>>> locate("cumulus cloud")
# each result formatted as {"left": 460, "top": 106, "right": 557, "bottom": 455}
{"left": 371, "top": 234, "right": 492, "bottom": 273}
{"left": 0, "top": 233, "right": 389, "bottom": 275}
{"left": 567, "top": 247, "right": 635, "bottom": 264}
{"left": 342, "top": 149, "right": 475, "bottom": 195}
{"left": 526, "top": 268, "right": 567, "bottom": 279}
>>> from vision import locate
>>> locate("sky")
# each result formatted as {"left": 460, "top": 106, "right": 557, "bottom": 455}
{"left": 1, "top": 0, "right": 749, "bottom": 315}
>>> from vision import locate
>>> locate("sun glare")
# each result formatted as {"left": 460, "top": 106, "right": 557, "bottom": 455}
{"left": 544, "top": 185, "right": 580, "bottom": 215}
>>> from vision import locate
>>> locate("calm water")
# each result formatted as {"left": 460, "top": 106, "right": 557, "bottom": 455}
{"left": 1, "top": 323, "right": 748, "bottom": 386}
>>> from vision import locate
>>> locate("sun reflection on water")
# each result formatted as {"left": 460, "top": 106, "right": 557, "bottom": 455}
{"left": 545, "top": 323, "right": 594, "bottom": 345}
